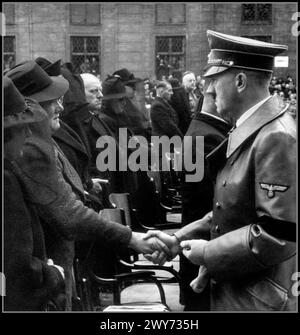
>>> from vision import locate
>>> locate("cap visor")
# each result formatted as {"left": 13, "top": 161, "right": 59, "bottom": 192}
{"left": 27, "top": 76, "right": 69, "bottom": 102}
{"left": 203, "top": 66, "right": 231, "bottom": 78}
{"left": 102, "top": 92, "right": 128, "bottom": 100}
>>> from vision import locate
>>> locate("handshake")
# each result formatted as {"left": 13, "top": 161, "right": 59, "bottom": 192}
{"left": 128, "top": 211, "right": 213, "bottom": 293}
{"left": 130, "top": 230, "right": 208, "bottom": 266}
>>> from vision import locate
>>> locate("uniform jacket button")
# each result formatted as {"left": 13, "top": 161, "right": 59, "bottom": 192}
{"left": 222, "top": 180, "right": 226, "bottom": 186}
{"left": 216, "top": 202, "right": 221, "bottom": 208}
{"left": 215, "top": 225, "right": 221, "bottom": 233}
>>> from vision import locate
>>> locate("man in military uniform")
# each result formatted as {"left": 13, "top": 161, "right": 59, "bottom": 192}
{"left": 145, "top": 30, "right": 296, "bottom": 311}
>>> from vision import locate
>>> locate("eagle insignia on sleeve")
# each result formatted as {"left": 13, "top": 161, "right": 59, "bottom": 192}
{"left": 259, "top": 183, "right": 289, "bottom": 198}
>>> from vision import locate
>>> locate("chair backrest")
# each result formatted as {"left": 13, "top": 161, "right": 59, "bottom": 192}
{"left": 109, "top": 193, "right": 133, "bottom": 228}
{"left": 99, "top": 207, "right": 126, "bottom": 226}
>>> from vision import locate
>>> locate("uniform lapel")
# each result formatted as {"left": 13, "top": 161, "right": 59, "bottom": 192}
{"left": 226, "top": 96, "right": 288, "bottom": 158}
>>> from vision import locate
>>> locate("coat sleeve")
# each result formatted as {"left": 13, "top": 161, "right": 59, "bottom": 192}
{"left": 17, "top": 136, "right": 132, "bottom": 251}
{"left": 203, "top": 126, "right": 296, "bottom": 281}
{"left": 151, "top": 103, "right": 183, "bottom": 138}
{"left": 4, "top": 170, "right": 64, "bottom": 309}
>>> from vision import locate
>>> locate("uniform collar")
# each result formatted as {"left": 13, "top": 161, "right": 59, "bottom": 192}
{"left": 226, "top": 95, "right": 288, "bottom": 158}
{"left": 200, "top": 111, "right": 229, "bottom": 125}
{"left": 236, "top": 96, "right": 271, "bottom": 127}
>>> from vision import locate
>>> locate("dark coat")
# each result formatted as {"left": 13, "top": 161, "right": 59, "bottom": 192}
{"left": 84, "top": 109, "right": 125, "bottom": 192}
{"left": 60, "top": 103, "right": 92, "bottom": 159}
{"left": 53, "top": 120, "right": 91, "bottom": 189}
{"left": 124, "top": 98, "right": 152, "bottom": 142}
{"left": 87, "top": 107, "right": 158, "bottom": 227}
{"left": 60, "top": 63, "right": 87, "bottom": 120}
{"left": 4, "top": 159, "right": 65, "bottom": 311}
{"left": 150, "top": 96, "right": 183, "bottom": 138}
{"left": 15, "top": 126, "right": 132, "bottom": 310}
{"left": 54, "top": 120, "right": 104, "bottom": 210}
{"left": 205, "top": 96, "right": 296, "bottom": 311}
{"left": 179, "top": 112, "right": 231, "bottom": 309}
{"left": 170, "top": 86, "right": 192, "bottom": 134}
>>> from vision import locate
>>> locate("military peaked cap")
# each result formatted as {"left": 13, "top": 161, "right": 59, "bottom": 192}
{"left": 204, "top": 30, "right": 288, "bottom": 77}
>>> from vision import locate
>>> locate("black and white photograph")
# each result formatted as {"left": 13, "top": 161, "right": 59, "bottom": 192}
{"left": 1, "top": 1, "right": 298, "bottom": 318}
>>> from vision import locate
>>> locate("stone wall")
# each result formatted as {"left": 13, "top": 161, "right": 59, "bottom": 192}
{"left": 4, "top": 2, "right": 297, "bottom": 80}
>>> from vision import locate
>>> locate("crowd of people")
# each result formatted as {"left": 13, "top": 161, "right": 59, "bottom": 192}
{"left": 269, "top": 75, "right": 297, "bottom": 118}
{"left": 3, "top": 30, "right": 296, "bottom": 312}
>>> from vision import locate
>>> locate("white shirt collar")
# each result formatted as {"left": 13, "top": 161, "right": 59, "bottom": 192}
{"left": 236, "top": 96, "right": 271, "bottom": 128}
{"left": 201, "top": 111, "right": 229, "bottom": 124}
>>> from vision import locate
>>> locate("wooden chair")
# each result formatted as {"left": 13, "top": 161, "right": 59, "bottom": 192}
{"left": 74, "top": 208, "right": 173, "bottom": 311}
{"left": 104, "top": 202, "right": 181, "bottom": 283}
{"left": 109, "top": 191, "right": 181, "bottom": 232}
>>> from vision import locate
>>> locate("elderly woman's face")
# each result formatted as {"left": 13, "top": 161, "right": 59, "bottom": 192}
{"left": 40, "top": 97, "right": 64, "bottom": 134}
{"left": 111, "top": 98, "right": 127, "bottom": 114}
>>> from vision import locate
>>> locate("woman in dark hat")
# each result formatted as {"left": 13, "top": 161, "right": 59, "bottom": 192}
{"left": 3, "top": 77, "right": 66, "bottom": 311}
{"left": 34, "top": 57, "right": 101, "bottom": 210}
{"left": 112, "top": 68, "right": 152, "bottom": 141}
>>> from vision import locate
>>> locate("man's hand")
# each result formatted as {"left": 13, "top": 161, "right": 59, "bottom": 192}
{"left": 142, "top": 230, "right": 181, "bottom": 264}
{"left": 144, "top": 250, "right": 169, "bottom": 266}
{"left": 190, "top": 265, "right": 209, "bottom": 293}
{"left": 181, "top": 239, "right": 208, "bottom": 266}
{"left": 129, "top": 232, "right": 171, "bottom": 258}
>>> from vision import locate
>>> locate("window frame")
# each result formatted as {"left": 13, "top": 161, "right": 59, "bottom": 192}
{"left": 3, "top": 35, "right": 16, "bottom": 71}
{"left": 70, "top": 35, "right": 101, "bottom": 75}
{"left": 155, "top": 35, "right": 186, "bottom": 80}
{"left": 155, "top": 4, "right": 186, "bottom": 26}
{"left": 69, "top": 4, "right": 101, "bottom": 26}
{"left": 241, "top": 4, "right": 273, "bottom": 25}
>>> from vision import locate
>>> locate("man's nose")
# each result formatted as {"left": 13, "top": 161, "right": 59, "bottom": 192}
{"left": 206, "top": 81, "right": 215, "bottom": 95}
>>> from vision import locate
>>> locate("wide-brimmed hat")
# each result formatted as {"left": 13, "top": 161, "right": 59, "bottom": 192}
{"left": 35, "top": 57, "right": 62, "bottom": 76}
{"left": 101, "top": 76, "right": 128, "bottom": 100}
{"left": 4, "top": 76, "right": 46, "bottom": 128}
{"left": 112, "top": 68, "right": 143, "bottom": 85}
{"left": 6, "top": 61, "right": 69, "bottom": 102}
{"left": 203, "top": 30, "right": 288, "bottom": 78}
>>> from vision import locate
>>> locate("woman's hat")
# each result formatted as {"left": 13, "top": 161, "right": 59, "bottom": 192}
{"left": 35, "top": 57, "right": 62, "bottom": 76}
{"left": 101, "top": 76, "right": 128, "bottom": 100}
{"left": 6, "top": 61, "right": 69, "bottom": 102}
{"left": 112, "top": 68, "right": 143, "bottom": 85}
{"left": 4, "top": 76, "right": 46, "bottom": 128}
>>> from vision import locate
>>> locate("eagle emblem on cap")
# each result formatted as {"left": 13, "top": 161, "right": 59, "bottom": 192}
{"left": 259, "top": 183, "right": 289, "bottom": 198}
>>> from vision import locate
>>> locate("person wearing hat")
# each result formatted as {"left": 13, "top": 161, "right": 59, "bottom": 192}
{"left": 35, "top": 56, "right": 62, "bottom": 77}
{"left": 87, "top": 76, "right": 145, "bottom": 203}
{"left": 112, "top": 68, "right": 152, "bottom": 141}
{"left": 4, "top": 77, "right": 66, "bottom": 310}
{"left": 144, "top": 31, "right": 296, "bottom": 311}
{"left": 36, "top": 58, "right": 102, "bottom": 211}
{"left": 6, "top": 62, "right": 171, "bottom": 311}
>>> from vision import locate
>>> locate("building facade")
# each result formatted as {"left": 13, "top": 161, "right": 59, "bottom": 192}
{"left": 3, "top": 2, "right": 298, "bottom": 80}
